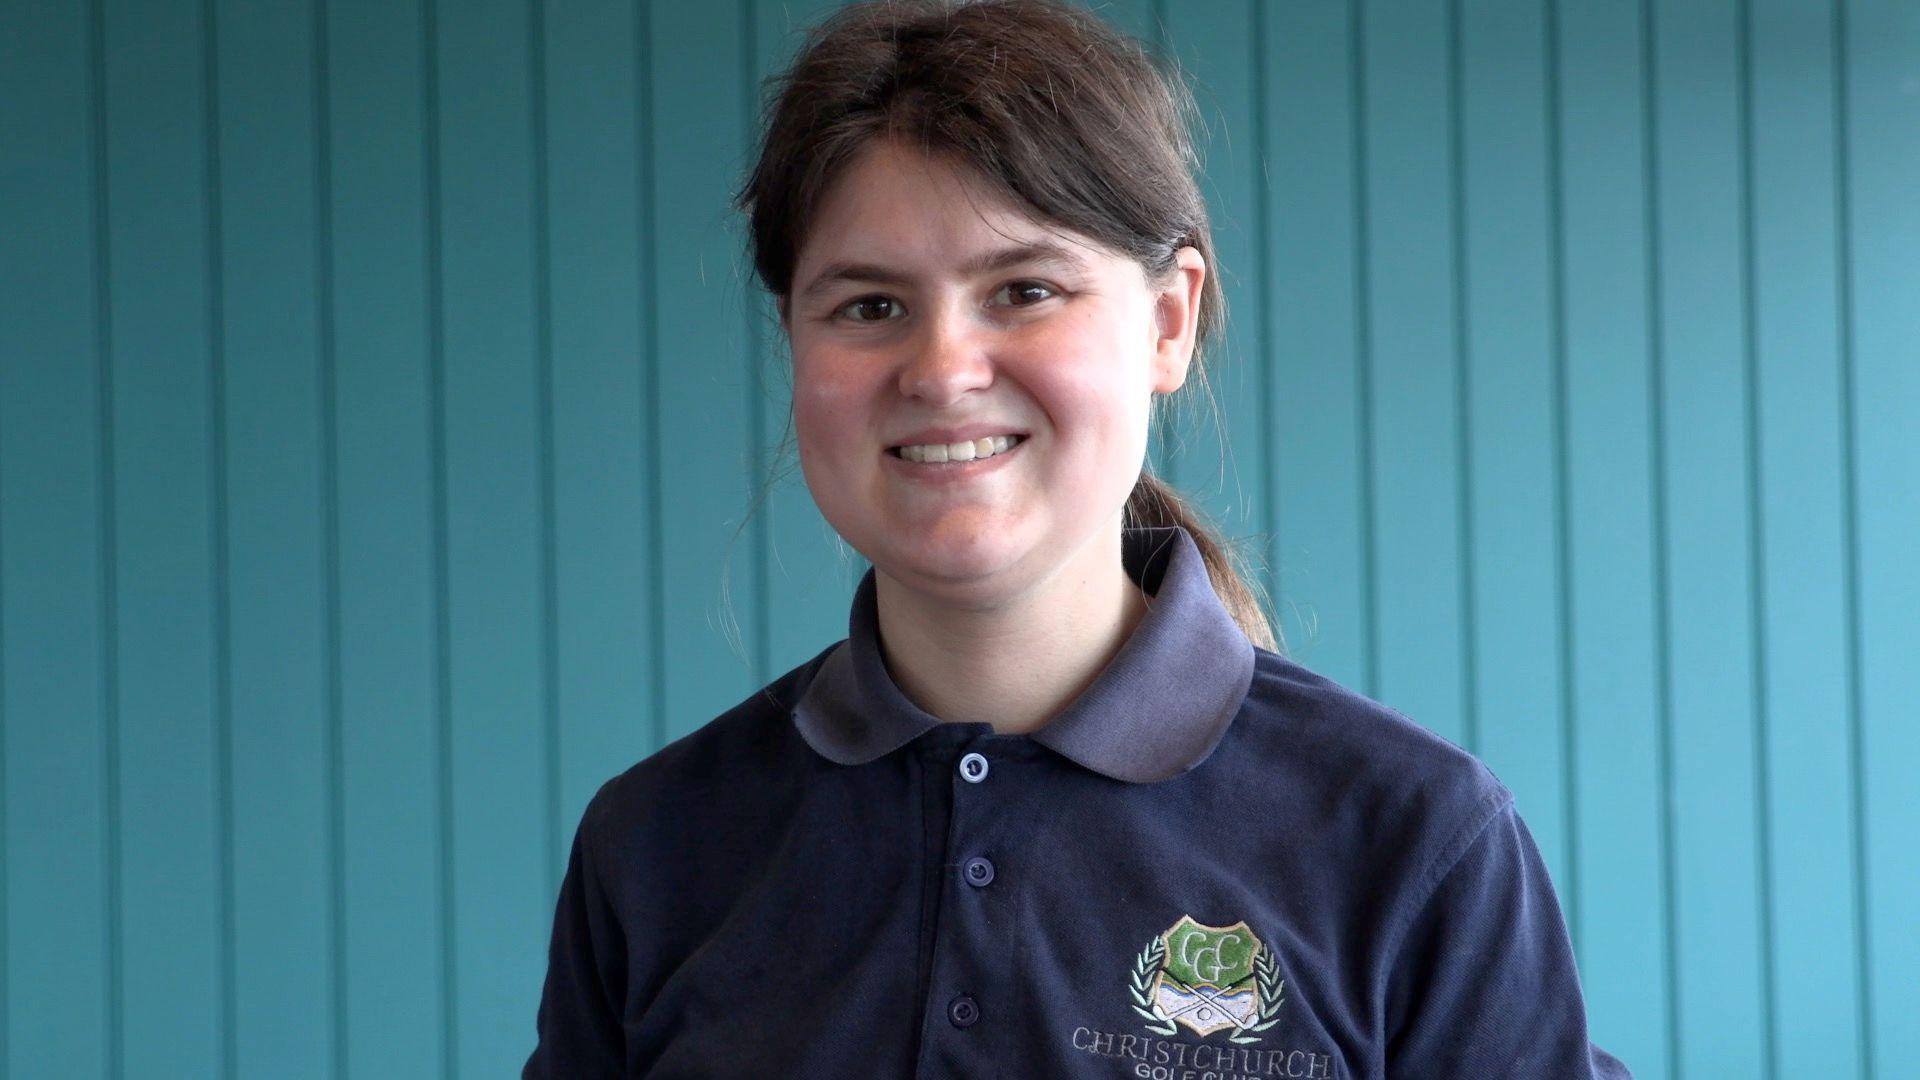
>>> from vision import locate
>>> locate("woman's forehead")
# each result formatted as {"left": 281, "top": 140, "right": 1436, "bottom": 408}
{"left": 795, "top": 142, "right": 1118, "bottom": 285}
{"left": 810, "top": 144, "right": 1038, "bottom": 244}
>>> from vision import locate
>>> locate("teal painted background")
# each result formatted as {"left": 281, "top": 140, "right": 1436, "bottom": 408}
{"left": 2, "top": 0, "right": 1914, "bottom": 1076}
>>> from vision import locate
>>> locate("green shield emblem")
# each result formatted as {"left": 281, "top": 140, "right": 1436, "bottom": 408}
{"left": 1129, "top": 915, "right": 1287, "bottom": 1043}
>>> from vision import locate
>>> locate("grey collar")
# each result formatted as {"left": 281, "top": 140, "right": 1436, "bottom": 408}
{"left": 789, "top": 525, "right": 1257, "bottom": 783}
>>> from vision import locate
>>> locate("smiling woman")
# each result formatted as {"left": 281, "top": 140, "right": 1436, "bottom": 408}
{"left": 523, "top": 2, "right": 1631, "bottom": 1077}
{"left": 780, "top": 139, "right": 1207, "bottom": 631}
{"left": 738, "top": 0, "right": 1282, "bottom": 657}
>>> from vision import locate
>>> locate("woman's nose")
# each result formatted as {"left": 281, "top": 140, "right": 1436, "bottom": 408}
{"left": 896, "top": 301, "right": 994, "bottom": 406}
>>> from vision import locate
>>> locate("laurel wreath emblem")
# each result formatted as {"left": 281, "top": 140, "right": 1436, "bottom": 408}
{"left": 1127, "top": 934, "right": 1286, "bottom": 1044}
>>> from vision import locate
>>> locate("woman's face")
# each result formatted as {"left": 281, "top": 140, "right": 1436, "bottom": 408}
{"left": 784, "top": 140, "right": 1203, "bottom": 600}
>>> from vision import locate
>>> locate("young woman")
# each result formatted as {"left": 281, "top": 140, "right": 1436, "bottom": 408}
{"left": 526, "top": 1, "right": 1631, "bottom": 1076}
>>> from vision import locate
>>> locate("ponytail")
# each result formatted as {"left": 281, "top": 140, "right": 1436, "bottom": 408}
{"left": 1124, "top": 471, "right": 1281, "bottom": 654}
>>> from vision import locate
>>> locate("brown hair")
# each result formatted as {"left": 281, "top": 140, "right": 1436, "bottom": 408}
{"left": 733, "top": 0, "right": 1279, "bottom": 653}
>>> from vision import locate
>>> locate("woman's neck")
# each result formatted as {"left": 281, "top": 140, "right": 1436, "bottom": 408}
{"left": 871, "top": 529, "right": 1148, "bottom": 736}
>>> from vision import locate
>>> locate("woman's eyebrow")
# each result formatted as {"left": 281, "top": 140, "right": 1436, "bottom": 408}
{"left": 797, "top": 241, "right": 1089, "bottom": 299}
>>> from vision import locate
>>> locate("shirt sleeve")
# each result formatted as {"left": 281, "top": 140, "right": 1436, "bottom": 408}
{"left": 1383, "top": 796, "right": 1633, "bottom": 1079}
{"left": 524, "top": 809, "right": 628, "bottom": 1078}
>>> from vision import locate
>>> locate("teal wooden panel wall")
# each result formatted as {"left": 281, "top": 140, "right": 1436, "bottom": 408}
{"left": 1, "top": 1, "right": 1913, "bottom": 1076}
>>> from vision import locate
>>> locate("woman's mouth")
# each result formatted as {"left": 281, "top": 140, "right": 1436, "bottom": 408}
{"left": 887, "top": 432, "right": 1036, "bottom": 478}
{"left": 887, "top": 433, "right": 1026, "bottom": 464}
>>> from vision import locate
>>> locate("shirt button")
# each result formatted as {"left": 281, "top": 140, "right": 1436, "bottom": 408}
{"left": 948, "top": 993, "right": 980, "bottom": 1028}
{"left": 963, "top": 856, "right": 995, "bottom": 887}
{"left": 958, "top": 752, "right": 989, "bottom": 783}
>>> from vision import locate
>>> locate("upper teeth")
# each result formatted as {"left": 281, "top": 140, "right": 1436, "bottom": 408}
{"left": 898, "top": 434, "right": 1020, "bottom": 463}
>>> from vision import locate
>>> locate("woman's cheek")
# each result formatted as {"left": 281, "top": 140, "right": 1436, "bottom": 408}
{"left": 792, "top": 353, "right": 864, "bottom": 458}
{"left": 1027, "top": 350, "right": 1135, "bottom": 435}
{"left": 1048, "top": 369, "right": 1153, "bottom": 481}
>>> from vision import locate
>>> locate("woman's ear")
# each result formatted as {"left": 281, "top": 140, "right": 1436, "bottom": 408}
{"left": 1151, "top": 246, "right": 1206, "bottom": 395}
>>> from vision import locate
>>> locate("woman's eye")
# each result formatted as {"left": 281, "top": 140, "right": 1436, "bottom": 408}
{"left": 837, "top": 296, "right": 902, "bottom": 323}
{"left": 832, "top": 283, "right": 1053, "bottom": 323}
{"left": 995, "top": 281, "right": 1056, "bottom": 307}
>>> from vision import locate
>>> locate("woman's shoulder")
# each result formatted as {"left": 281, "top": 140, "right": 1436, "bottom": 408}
{"left": 1242, "top": 645, "right": 1504, "bottom": 780}
{"left": 577, "top": 644, "right": 837, "bottom": 838}
{"left": 1232, "top": 645, "right": 1516, "bottom": 854}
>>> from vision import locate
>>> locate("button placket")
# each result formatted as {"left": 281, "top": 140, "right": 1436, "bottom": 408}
{"left": 919, "top": 742, "right": 1010, "bottom": 1070}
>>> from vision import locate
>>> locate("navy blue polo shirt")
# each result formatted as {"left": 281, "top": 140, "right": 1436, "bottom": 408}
{"left": 525, "top": 525, "right": 1632, "bottom": 1078}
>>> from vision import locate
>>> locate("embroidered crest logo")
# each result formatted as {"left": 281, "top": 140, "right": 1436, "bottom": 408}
{"left": 1129, "top": 916, "right": 1285, "bottom": 1044}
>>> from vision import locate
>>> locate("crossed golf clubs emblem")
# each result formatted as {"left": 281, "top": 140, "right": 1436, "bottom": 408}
{"left": 1154, "top": 967, "right": 1259, "bottom": 1034}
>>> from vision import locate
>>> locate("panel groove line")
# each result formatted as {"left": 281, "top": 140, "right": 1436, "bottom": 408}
{"left": 88, "top": 0, "right": 126, "bottom": 1067}
{"left": 0, "top": 307, "right": 7, "bottom": 1071}
{"left": 531, "top": 0, "right": 564, "bottom": 900}
{"left": 420, "top": 0, "right": 460, "bottom": 1072}
{"left": 1828, "top": 3, "right": 1876, "bottom": 1074}
{"left": 1846, "top": 4, "right": 1920, "bottom": 1070}
{"left": 1733, "top": 0, "right": 1780, "bottom": 1072}
{"left": 639, "top": 0, "right": 666, "bottom": 758}
{"left": 198, "top": 0, "right": 242, "bottom": 1071}
{"left": 1635, "top": 0, "right": 1682, "bottom": 1074}
{"left": 1444, "top": 0, "right": 1479, "bottom": 758}
{"left": 313, "top": 0, "right": 351, "bottom": 1071}
{"left": 1543, "top": 0, "right": 1583, "bottom": 957}
{"left": 740, "top": 0, "right": 771, "bottom": 692}
{"left": 1734, "top": 1, "right": 1789, "bottom": 1074}
{"left": 1347, "top": 0, "right": 1380, "bottom": 701}
{"left": 0, "top": 368, "right": 6, "bottom": 1071}
{"left": 1249, "top": 0, "right": 1278, "bottom": 639}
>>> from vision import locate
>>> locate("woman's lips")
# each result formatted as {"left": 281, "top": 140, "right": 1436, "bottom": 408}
{"left": 883, "top": 434, "right": 1026, "bottom": 481}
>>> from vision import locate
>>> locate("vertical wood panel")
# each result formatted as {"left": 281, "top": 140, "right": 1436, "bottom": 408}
{"left": 1746, "top": 1, "right": 1867, "bottom": 1073}
{"left": 1163, "top": 0, "right": 1265, "bottom": 564}
{"left": 544, "top": 0, "right": 654, "bottom": 866}
{"left": 328, "top": 0, "right": 447, "bottom": 1071}
{"left": 1358, "top": 0, "right": 1467, "bottom": 744}
{"left": 637, "top": 0, "right": 663, "bottom": 761}
{"left": 0, "top": 3, "right": 113, "bottom": 1073}
{"left": 1648, "top": 1, "right": 1769, "bottom": 1074}
{"left": 214, "top": 0, "right": 337, "bottom": 1072}
{"left": 98, "top": 0, "right": 226, "bottom": 1071}
{"left": 434, "top": 0, "right": 552, "bottom": 1067}
{"left": 1847, "top": 5, "right": 1920, "bottom": 1074}
{"left": 1457, "top": 0, "right": 1573, "bottom": 899}
{"left": 1262, "top": 1, "right": 1369, "bottom": 689}
{"left": 1553, "top": 0, "right": 1674, "bottom": 1068}
{"left": 648, "top": 1, "right": 760, "bottom": 739}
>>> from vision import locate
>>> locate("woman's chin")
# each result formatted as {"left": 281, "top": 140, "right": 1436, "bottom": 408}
{"left": 871, "top": 521, "right": 1037, "bottom": 593}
